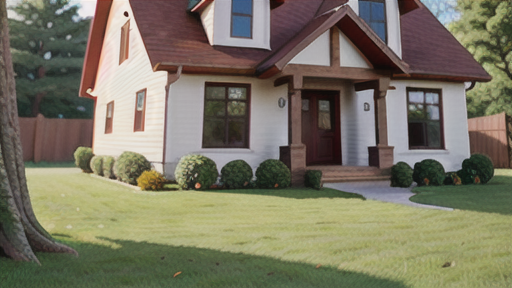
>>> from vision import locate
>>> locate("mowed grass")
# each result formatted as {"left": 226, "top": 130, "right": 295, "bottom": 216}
{"left": 411, "top": 169, "right": 512, "bottom": 215}
{"left": 0, "top": 168, "right": 510, "bottom": 287}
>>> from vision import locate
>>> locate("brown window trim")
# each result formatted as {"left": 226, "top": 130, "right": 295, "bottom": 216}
{"left": 407, "top": 87, "right": 445, "bottom": 150}
{"left": 230, "top": 0, "right": 253, "bottom": 39}
{"left": 119, "top": 20, "right": 130, "bottom": 64}
{"left": 105, "top": 101, "right": 114, "bottom": 134}
{"left": 134, "top": 88, "right": 147, "bottom": 132}
{"left": 358, "top": 0, "right": 388, "bottom": 44}
{"left": 202, "top": 82, "right": 251, "bottom": 148}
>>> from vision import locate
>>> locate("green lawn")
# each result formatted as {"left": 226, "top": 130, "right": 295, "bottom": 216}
{"left": 1, "top": 168, "right": 511, "bottom": 287}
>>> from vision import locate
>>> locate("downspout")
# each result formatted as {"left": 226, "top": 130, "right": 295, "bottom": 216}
{"left": 162, "top": 66, "right": 183, "bottom": 177}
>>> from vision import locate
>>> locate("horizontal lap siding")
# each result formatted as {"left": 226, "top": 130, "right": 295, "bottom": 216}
{"left": 91, "top": 0, "right": 168, "bottom": 169}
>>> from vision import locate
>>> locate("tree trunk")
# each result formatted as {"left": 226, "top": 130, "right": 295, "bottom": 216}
{"left": 0, "top": 0, "right": 77, "bottom": 264}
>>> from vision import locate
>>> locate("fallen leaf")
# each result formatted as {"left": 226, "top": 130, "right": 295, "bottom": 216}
{"left": 315, "top": 264, "right": 322, "bottom": 269}
{"left": 442, "top": 261, "right": 455, "bottom": 268}
{"left": 161, "top": 256, "right": 165, "bottom": 260}
{"left": 216, "top": 262, "right": 220, "bottom": 266}
{"left": 267, "top": 272, "right": 274, "bottom": 276}
{"left": 188, "top": 259, "right": 194, "bottom": 262}
{"left": 173, "top": 271, "right": 182, "bottom": 278}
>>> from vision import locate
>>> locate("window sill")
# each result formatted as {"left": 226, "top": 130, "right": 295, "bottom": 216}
{"left": 195, "top": 148, "right": 254, "bottom": 154}
{"left": 398, "top": 149, "right": 450, "bottom": 156}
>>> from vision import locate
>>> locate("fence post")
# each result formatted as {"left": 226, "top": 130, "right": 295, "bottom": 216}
{"left": 33, "top": 114, "right": 45, "bottom": 163}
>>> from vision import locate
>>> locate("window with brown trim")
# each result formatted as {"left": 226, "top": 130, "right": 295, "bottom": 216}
{"left": 407, "top": 88, "right": 444, "bottom": 149}
{"left": 359, "top": 0, "right": 387, "bottom": 43}
{"left": 202, "top": 83, "right": 250, "bottom": 148}
{"left": 105, "top": 101, "right": 114, "bottom": 134}
{"left": 231, "top": 0, "right": 253, "bottom": 38}
{"left": 119, "top": 20, "right": 130, "bottom": 64}
{"left": 134, "top": 89, "right": 146, "bottom": 132}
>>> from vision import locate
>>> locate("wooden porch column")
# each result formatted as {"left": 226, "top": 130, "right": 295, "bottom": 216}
{"left": 355, "top": 78, "right": 394, "bottom": 169}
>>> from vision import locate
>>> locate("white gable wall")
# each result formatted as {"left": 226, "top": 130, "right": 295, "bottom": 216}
{"left": 289, "top": 31, "right": 331, "bottom": 66}
{"left": 200, "top": 2, "right": 215, "bottom": 45}
{"left": 91, "top": 0, "right": 168, "bottom": 171}
{"left": 339, "top": 31, "right": 372, "bottom": 68}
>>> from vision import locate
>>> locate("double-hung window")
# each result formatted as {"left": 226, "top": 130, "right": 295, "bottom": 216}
{"left": 231, "top": 0, "right": 253, "bottom": 38}
{"left": 134, "top": 89, "right": 146, "bottom": 132}
{"left": 105, "top": 101, "right": 114, "bottom": 134}
{"left": 407, "top": 88, "right": 444, "bottom": 149}
{"left": 359, "top": 0, "right": 387, "bottom": 43}
{"left": 202, "top": 83, "right": 250, "bottom": 148}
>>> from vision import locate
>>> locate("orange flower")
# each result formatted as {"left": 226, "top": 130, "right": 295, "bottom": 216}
{"left": 274, "top": 183, "right": 279, "bottom": 188}
{"left": 244, "top": 181, "right": 249, "bottom": 186}
{"left": 424, "top": 178, "right": 430, "bottom": 186}
{"left": 195, "top": 183, "right": 201, "bottom": 189}
{"left": 474, "top": 176, "right": 481, "bottom": 184}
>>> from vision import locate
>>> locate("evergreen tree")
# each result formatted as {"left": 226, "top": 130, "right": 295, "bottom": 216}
{"left": 8, "top": 0, "right": 92, "bottom": 118}
{"left": 449, "top": 0, "right": 512, "bottom": 117}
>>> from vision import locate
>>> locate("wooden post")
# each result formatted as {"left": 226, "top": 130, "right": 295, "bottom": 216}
{"left": 33, "top": 114, "right": 45, "bottom": 163}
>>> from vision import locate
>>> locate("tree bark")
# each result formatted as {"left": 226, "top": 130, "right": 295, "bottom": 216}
{"left": 0, "top": 0, "right": 77, "bottom": 264}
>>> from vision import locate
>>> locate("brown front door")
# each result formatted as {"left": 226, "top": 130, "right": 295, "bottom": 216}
{"left": 301, "top": 91, "right": 341, "bottom": 165}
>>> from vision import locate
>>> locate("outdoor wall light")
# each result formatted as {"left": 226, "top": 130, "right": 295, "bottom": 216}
{"left": 364, "top": 102, "right": 370, "bottom": 111}
{"left": 278, "top": 97, "right": 287, "bottom": 108}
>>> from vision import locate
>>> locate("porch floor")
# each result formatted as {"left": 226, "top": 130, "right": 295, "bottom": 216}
{"left": 306, "top": 165, "right": 391, "bottom": 183}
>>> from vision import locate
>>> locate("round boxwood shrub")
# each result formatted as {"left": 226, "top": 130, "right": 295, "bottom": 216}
{"left": 412, "top": 159, "right": 445, "bottom": 186}
{"left": 175, "top": 154, "right": 218, "bottom": 190}
{"left": 74, "top": 147, "right": 94, "bottom": 173}
{"left": 444, "top": 172, "right": 462, "bottom": 185}
{"left": 102, "top": 156, "right": 116, "bottom": 179}
{"left": 90, "top": 155, "right": 104, "bottom": 176}
{"left": 390, "top": 161, "right": 413, "bottom": 188}
{"left": 461, "top": 154, "right": 494, "bottom": 184}
{"left": 137, "top": 170, "right": 166, "bottom": 191}
{"left": 114, "top": 151, "right": 152, "bottom": 185}
{"left": 220, "top": 160, "right": 253, "bottom": 189}
{"left": 255, "top": 159, "right": 291, "bottom": 189}
{"left": 305, "top": 170, "right": 322, "bottom": 190}
{"left": 456, "top": 169, "right": 478, "bottom": 185}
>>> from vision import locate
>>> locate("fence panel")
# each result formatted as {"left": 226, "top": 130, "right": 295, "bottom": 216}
{"left": 468, "top": 112, "right": 511, "bottom": 168}
{"left": 18, "top": 114, "right": 93, "bottom": 162}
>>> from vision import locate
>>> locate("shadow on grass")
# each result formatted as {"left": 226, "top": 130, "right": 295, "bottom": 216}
{"left": 1, "top": 237, "right": 405, "bottom": 288}
{"left": 203, "top": 187, "right": 366, "bottom": 200}
{"left": 410, "top": 175, "right": 512, "bottom": 216}
{"left": 24, "top": 161, "right": 76, "bottom": 168}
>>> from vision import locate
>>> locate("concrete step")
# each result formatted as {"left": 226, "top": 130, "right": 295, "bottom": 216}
{"left": 322, "top": 175, "right": 391, "bottom": 183}
{"left": 307, "top": 166, "right": 386, "bottom": 178}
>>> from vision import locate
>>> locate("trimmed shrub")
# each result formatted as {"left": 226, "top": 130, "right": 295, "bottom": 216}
{"left": 255, "top": 159, "right": 291, "bottom": 189}
{"left": 220, "top": 160, "right": 253, "bottom": 189}
{"left": 456, "top": 169, "right": 481, "bottom": 185}
{"left": 412, "top": 159, "right": 445, "bottom": 186}
{"left": 175, "top": 154, "right": 218, "bottom": 190}
{"left": 461, "top": 154, "right": 494, "bottom": 184}
{"left": 102, "top": 156, "right": 116, "bottom": 179}
{"left": 90, "top": 156, "right": 104, "bottom": 176}
{"left": 114, "top": 151, "right": 152, "bottom": 185}
{"left": 74, "top": 147, "right": 94, "bottom": 173}
{"left": 444, "top": 172, "right": 462, "bottom": 185}
{"left": 305, "top": 170, "right": 322, "bottom": 190}
{"left": 390, "top": 162, "right": 413, "bottom": 188}
{"left": 137, "top": 170, "right": 166, "bottom": 191}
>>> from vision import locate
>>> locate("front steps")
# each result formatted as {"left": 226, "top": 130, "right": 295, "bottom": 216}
{"left": 306, "top": 165, "right": 391, "bottom": 183}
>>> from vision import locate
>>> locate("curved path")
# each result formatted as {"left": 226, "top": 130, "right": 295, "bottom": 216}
{"left": 325, "top": 181, "right": 453, "bottom": 211}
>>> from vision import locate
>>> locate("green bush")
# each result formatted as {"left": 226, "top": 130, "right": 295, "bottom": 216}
{"left": 304, "top": 170, "right": 322, "bottom": 189}
{"left": 103, "top": 156, "right": 115, "bottom": 179}
{"left": 390, "top": 162, "right": 413, "bottom": 188}
{"left": 461, "top": 154, "right": 494, "bottom": 184}
{"left": 137, "top": 170, "right": 166, "bottom": 191}
{"left": 255, "top": 159, "right": 291, "bottom": 189}
{"left": 220, "top": 160, "right": 253, "bottom": 189}
{"left": 412, "top": 159, "right": 445, "bottom": 186}
{"left": 73, "top": 147, "right": 94, "bottom": 173}
{"left": 113, "top": 151, "right": 152, "bottom": 185}
{"left": 444, "top": 172, "right": 462, "bottom": 185}
{"left": 174, "top": 154, "right": 218, "bottom": 190}
{"left": 90, "top": 156, "right": 103, "bottom": 176}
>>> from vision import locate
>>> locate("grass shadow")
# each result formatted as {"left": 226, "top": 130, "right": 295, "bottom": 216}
{"left": 202, "top": 187, "right": 366, "bottom": 200}
{"left": 1, "top": 237, "right": 406, "bottom": 288}
{"left": 410, "top": 174, "right": 512, "bottom": 215}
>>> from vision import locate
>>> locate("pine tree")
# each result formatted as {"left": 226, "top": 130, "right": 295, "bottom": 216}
{"left": 8, "top": 0, "right": 92, "bottom": 118}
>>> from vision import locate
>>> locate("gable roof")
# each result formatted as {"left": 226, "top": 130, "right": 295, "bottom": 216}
{"left": 80, "top": 0, "right": 490, "bottom": 98}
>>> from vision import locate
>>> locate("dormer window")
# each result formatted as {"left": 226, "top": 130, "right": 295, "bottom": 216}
{"left": 231, "top": 0, "right": 253, "bottom": 38}
{"left": 359, "top": 0, "right": 387, "bottom": 43}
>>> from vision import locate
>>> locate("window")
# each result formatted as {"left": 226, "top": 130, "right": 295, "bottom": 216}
{"left": 231, "top": 0, "right": 253, "bottom": 38}
{"left": 119, "top": 20, "right": 130, "bottom": 64}
{"left": 407, "top": 88, "right": 444, "bottom": 149}
{"left": 359, "top": 0, "right": 387, "bottom": 43}
{"left": 134, "top": 89, "right": 146, "bottom": 132}
{"left": 202, "top": 83, "right": 250, "bottom": 148}
{"left": 105, "top": 101, "right": 114, "bottom": 134}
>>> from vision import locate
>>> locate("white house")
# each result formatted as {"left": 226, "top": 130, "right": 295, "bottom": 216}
{"left": 80, "top": 0, "right": 491, "bottom": 186}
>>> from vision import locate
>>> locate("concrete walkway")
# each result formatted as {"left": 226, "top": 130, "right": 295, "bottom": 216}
{"left": 325, "top": 181, "right": 453, "bottom": 211}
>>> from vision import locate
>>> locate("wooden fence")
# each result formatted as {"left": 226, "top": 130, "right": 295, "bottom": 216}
{"left": 468, "top": 112, "right": 512, "bottom": 168}
{"left": 19, "top": 114, "right": 93, "bottom": 163}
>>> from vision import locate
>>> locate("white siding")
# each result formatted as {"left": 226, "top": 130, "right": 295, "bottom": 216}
{"left": 289, "top": 31, "right": 331, "bottom": 66}
{"left": 388, "top": 80, "right": 470, "bottom": 171}
{"left": 339, "top": 31, "right": 372, "bottom": 68}
{"left": 164, "top": 75, "right": 288, "bottom": 178}
{"left": 200, "top": 2, "right": 215, "bottom": 45}
{"left": 91, "top": 0, "right": 168, "bottom": 171}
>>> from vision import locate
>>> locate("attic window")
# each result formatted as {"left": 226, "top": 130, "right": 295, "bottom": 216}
{"left": 231, "top": 0, "right": 253, "bottom": 38}
{"left": 119, "top": 20, "right": 130, "bottom": 64}
{"left": 359, "top": 0, "right": 387, "bottom": 43}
